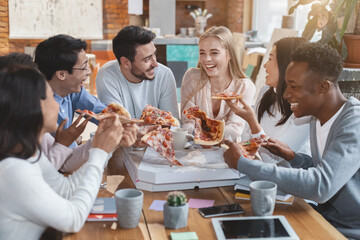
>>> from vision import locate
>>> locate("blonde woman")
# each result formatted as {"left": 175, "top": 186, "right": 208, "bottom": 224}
{"left": 181, "top": 26, "right": 255, "bottom": 142}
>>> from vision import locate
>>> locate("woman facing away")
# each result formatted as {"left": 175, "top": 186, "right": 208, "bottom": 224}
{"left": 181, "top": 26, "right": 256, "bottom": 142}
{"left": 0, "top": 65, "right": 124, "bottom": 239}
{"left": 226, "top": 37, "right": 311, "bottom": 165}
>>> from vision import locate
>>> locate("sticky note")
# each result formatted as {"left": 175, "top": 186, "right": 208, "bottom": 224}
{"left": 170, "top": 232, "right": 198, "bottom": 240}
{"left": 188, "top": 198, "right": 215, "bottom": 209}
{"left": 149, "top": 200, "right": 166, "bottom": 211}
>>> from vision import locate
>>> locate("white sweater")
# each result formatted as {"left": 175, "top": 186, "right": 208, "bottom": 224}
{"left": 0, "top": 148, "right": 108, "bottom": 240}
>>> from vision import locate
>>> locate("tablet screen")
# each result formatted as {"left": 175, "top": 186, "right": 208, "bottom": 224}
{"left": 220, "top": 218, "right": 290, "bottom": 239}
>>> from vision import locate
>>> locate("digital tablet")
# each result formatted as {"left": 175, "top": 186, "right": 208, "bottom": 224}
{"left": 212, "top": 216, "right": 299, "bottom": 240}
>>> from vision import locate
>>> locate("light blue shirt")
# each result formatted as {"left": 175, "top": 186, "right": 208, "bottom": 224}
{"left": 54, "top": 87, "right": 106, "bottom": 148}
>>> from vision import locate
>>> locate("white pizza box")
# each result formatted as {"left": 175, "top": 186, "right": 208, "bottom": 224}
{"left": 123, "top": 146, "right": 241, "bottom": 192}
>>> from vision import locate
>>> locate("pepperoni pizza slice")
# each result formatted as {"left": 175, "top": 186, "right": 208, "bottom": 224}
{"left": 183, "top": 106, "right": 225, "bottom": 146}
{"left": 211, "top": 90, "right": 243, "bottom": 100}
{"left": 140, "top": 105, "right": 179, "bottom": 127}
{"left": 141, "top": 127, "right": 182, "bottom": 166}
{"left": 76, "top": 102, "right": 143, "bottom": 124}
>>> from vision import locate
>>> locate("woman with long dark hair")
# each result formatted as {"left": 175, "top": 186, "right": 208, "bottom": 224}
{"left": 0, "top": 65, "right": 123, "bottom": 239}
{"left": 226, "top": 37, "right": 311, "bottom": 165}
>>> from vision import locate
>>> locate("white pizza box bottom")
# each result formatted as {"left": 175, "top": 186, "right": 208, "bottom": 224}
{"left": 123, "top": 146, "right": 241, "bottom": 192}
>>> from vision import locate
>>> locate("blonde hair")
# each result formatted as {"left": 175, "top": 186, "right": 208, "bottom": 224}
{"left": 182, "top": 26, "right": 246, "bottom": 112}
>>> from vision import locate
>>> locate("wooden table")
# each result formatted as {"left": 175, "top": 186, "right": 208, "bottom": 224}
{"left": 61, "top": 149, "right": 346, "bottom": 240}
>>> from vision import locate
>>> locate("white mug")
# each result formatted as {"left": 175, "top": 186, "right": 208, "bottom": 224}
{"left": 171, "top": 128, "right": 194, "bottom": 150}
{"left": 250, "top": 181, "right": 277, "bottom": 216}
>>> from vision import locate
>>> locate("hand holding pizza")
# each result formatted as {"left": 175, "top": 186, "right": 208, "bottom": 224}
{"left": 92, "top": 114, "right": 124, "bottom": 153}
{"left": 225, "top": 98, "right": 262, "bottom": 135}
{"left": 223, "top": 140, "right": 244, "bottom": 169}
{"left": 55, "top": 114, "right": 90, "bottom": 147}
{"left": 119, "top": 123, "right": 139, "bottom": 147}
{"left": 261, "top": 138, "right": 295, "bottom": 161}
{"left": 134, "top": 125, "right": 161, "bottom": 147}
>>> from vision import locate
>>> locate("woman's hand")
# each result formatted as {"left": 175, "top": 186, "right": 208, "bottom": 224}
{"left": 261, "top": 138, "right": 295, "bottom": 161}
{"left": 118, "top": 123, "right": 139, "bottom": 147}
{"left": 92, "top": 114, "right": 124, "bottom": 153}
{"left": 225, "top": 98, "right": 261, "bottom": 134}
{"left": 55, "top": 115, "right": 90, "bottom": 147}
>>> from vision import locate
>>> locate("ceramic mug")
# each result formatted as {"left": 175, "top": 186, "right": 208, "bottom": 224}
{"left": 115, "top": 189, "right": 144, "bottom": 228}
{"left": 171, "top": 128, "right": 194, "bottom": 150}
{"left": 250, "top": 181, "right": 277, "bottom": 216}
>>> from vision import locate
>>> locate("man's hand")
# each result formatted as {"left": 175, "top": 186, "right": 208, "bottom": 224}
{"left": 223, "top": 140, "right": 243, "bottom": 169}
{"left": 119, "top": 123, "right": 139, "bottom": 147}
{"left": 261, "top": 138, "right": 295, "bottom": 161}
{"left": 92, "top": 114, "right": 124, "bottom": 153}
{"left": 55, "top": 115, "right": 90, "bottom": 147}
{"left": 133, "top": 125, "right": 161, "bottom": 147}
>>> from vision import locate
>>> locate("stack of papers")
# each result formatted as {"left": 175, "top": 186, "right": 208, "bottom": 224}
{"left": 234, "top": 184, "right": 294, "bottom": 205}
{"left": 87, "top": 198, "right": 118, "bottom": 221}
{"left": 234, "top": 176, "right": 294, "bottom": 205}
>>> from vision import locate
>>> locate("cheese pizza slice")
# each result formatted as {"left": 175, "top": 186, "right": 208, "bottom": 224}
{"left": 76, "top": 103, "right": 143, "bottom": 124}
{"left": 183, "top": 106, "right": 225, "bottom": 146}
{"left": 211, "top": 90, "right": 244, "bottom": 100}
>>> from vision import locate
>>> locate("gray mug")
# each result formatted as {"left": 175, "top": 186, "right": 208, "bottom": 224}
{"left": 115, "top": 189, "right": 144, "bottom": 228}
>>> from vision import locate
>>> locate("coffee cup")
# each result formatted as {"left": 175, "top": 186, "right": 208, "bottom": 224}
{"left": 250, "top": 181, "right": 277, "bottom": 216}
{"left": 171, "top": 128, "right": 194, "bottom": 150}
{"left": 115, "top": 189, "right": 143, "bottom": 228}
{"left": 180, "top": 27, "right": 187, "bottom": 37}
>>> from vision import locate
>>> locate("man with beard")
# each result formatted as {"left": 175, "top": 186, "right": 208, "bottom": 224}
{"left": 96, "top": 25, "right": 179, "bottom": 120}
{"left": 224, "top": 43, "right": 360, "bottom": 238}
{"left": 35, "top": 35, "right": 106, "bottom": 148}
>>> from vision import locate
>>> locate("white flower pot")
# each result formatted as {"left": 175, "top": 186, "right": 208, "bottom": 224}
{"left": 163, "top": 202, "right": 188, "bottom": 229}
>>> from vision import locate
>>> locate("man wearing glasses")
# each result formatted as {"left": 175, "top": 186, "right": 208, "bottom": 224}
{"left": 35, "top": 34, "right": 106, "bottom": 148}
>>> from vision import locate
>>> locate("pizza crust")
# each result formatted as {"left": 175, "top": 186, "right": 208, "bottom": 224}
{"left": 211, "top": 95, "right": 243, "bottom": 100}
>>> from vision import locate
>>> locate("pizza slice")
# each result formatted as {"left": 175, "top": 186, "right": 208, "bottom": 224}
{"left": 211, "top": 90, "right": 243, "bottom": 100}
{"left": 76, "top": 103, "right": 143, "bottom": 124}
{"left": 183, "top": 106, "right": 225, "bottom": 146}
{"left": 140, "top": 105, "right": 179, "bottom": 127}
{"left": 141, "top": 128, "right": 182, "bottom": 166}
{"left": 240, "top": 135, "right": 269, "bottom": 160}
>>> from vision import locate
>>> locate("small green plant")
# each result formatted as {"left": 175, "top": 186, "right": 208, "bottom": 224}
{"left": 167, "top": 191, "right": 187, "bottom": 207}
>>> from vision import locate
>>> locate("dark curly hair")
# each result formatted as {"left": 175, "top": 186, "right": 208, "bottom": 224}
{"left": 113, "top": 25, "right": 156, "bottom": 63}
{"left": 290, "top": 42, "right": 343, "bottom": 82}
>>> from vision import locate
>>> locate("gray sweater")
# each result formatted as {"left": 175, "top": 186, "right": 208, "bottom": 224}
{"left": 96, "top": 60, "right": 179, "bottom": 120}
{"left": 237, "top": 97, "right": 360, "bottom": 229}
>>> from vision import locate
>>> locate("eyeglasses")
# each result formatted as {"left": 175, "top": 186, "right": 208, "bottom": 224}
{"left": 72, "top": 65, "right": 90, "bottom": 71}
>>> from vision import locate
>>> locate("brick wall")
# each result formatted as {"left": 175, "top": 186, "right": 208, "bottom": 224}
{"left": 103, "top": 0, "right": 129, "bottom": 40}
{"left": 227, "top": 0, "right": 244, "bottom": 32}
{"left": 0, "top": 0, "right": 245, "bottom": 55}
{"left": 175, "top": 0, "right": 245, "bottom": 34}
{"left": 0, "top": 0, "right": 8, "bottom": 55}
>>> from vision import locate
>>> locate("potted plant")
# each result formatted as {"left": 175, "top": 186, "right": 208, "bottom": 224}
{"left": 163, "top": 191, "right": 189, "bottom": 229}
{"left": 289, "top": 0, "right": 360, "bottom": 67}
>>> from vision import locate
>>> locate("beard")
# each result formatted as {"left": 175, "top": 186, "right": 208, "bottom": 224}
{"left": 130, "top": 65, "right": 155, "bottom": 81}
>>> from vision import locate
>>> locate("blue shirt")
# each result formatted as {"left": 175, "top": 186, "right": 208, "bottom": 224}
{"left": 54, "top": 87, "right": 106, "bottom": 148}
